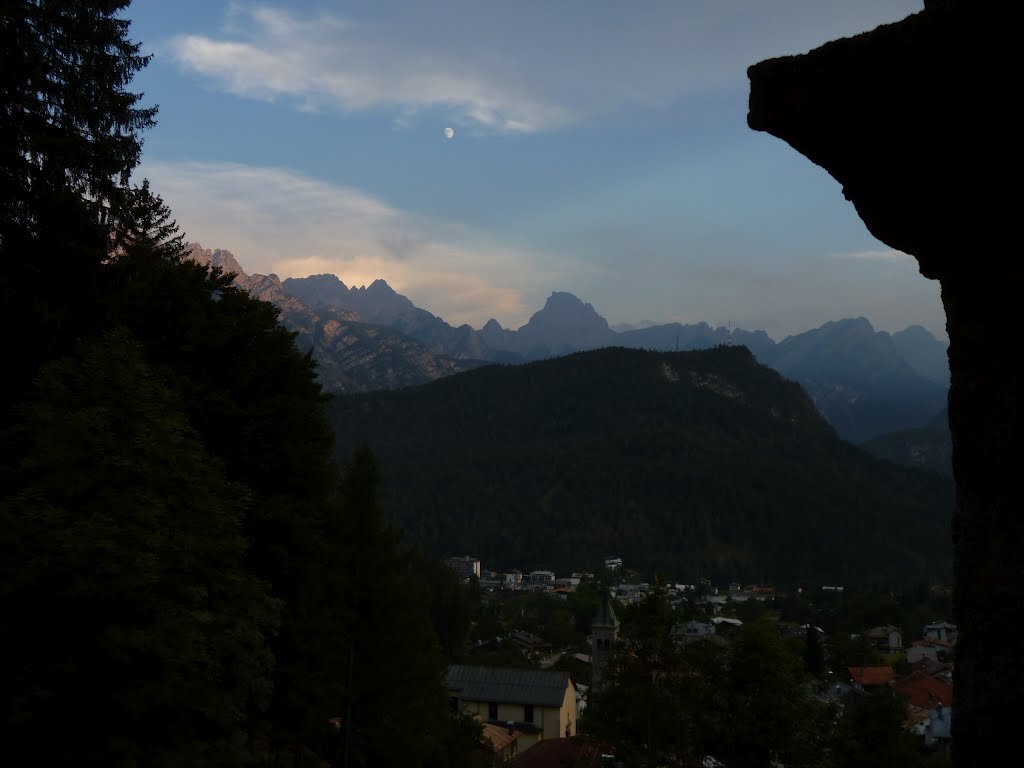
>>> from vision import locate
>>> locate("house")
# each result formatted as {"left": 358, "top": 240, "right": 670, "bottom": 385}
{"left": 925, "top": 636, "right": 955, "bottom": 659}
{"left": 507, "top": 630, "right": 551, "bottom": 658}
{"left": 446, "top": 665, "right": 578, "bottom": 751}
{"left": 848, "top": 666, "right": 894, "bottom": 690}
{"left": 675, "top": 620, "right": 715, "bottom": 640}
{"left": 906, "top": 642, "right": 939, "bottom": 665}
{"left": 925, "top": 706, "right": 953, "bottom": 752}
{"left": 923, "top": 621, "right": 958, "bottom": 645}
{"left": 528, "top": 570, "right": 556, "bottom": 585}
{"left": 865, "top": 625, "right": 903, "bottom": 653}
{"left": 447, "top": 556, "right": 482, "bottom": 580}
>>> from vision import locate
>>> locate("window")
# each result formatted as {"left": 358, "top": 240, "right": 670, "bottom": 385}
{"left": 524, "top": 704, "right": 534, "bottom": 723}
{"left": 488, "top": 702, "right": 498, "bottom": 720}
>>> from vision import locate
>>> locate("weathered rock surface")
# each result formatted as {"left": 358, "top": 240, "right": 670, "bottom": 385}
{"left": 184, "top": 244, "right": 477, "bottom": 393}
{"left": 748, "top": 2, "right": 1017, "bottom": 762}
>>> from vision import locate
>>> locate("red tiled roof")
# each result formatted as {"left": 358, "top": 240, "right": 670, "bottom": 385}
{"left": 909, "top": 657, "right": 950, "bottom": 676}
{"left": 510, "top": 737, "right": 607, "bottom": 768}
{"left": 893, "top": 671, "right": 953, "bottom": 710}
{"left": 481, "top": 722, "right": 522, "bottom": 753}
{"left": 848, "top": 666, "right": 894, "bottom": 686}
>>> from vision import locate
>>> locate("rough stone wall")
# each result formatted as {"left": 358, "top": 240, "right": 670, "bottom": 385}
{"left": 748, "top": 4, "right": 1018, "bottom": 765}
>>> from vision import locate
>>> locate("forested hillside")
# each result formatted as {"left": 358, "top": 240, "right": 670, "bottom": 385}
{"left": 332, "top": 346, "right": 953, "bottom": 585}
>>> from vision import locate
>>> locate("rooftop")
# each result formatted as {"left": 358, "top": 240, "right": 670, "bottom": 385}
{"left": 446, "top": 665, "right": 574, "bottom": 708}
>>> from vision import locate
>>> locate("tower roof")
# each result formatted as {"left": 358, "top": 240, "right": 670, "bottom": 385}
{"left": 592, "top": 588, "right": 619, "bottom": 629}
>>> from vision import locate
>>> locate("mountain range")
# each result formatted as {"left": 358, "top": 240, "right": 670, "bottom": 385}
{"left": 185, "top": 244, "right": 949, "bottom": 444}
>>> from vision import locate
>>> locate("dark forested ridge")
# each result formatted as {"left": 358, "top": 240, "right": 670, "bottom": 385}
{"left": 862, "top": 408, "right": 952, "bottom": 477}
{"left": 331, "top": 346, "right": 953, "bottom": 585}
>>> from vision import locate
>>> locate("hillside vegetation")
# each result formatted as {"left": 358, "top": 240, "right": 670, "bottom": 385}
{"left": 331, "top": 346, "right": 953, "bottom": 585}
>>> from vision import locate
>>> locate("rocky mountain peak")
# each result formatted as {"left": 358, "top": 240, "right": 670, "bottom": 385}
{"left": 515, "top": 291, "right": 615, "bottom": 354}
{"left": 183, "top": 243, "right": 245, "bottom": 277}
{"left": 365, "top": 278, "right": 397, "bottom": 295}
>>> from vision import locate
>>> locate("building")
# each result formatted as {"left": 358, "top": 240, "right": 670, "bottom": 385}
{"left": 446, "top": 556, "right": 482, "bottom": 580}
{"left": 528, "top": 570, "right": 556, "bottom": 585}
{"left": 923, "top": 621, "right": 958, "bottom": 646}
{"left": 446, "top": 665, "right": 578, "bottom": 752}
{"left": 865, "top": 624, "right": 903, "bottom": 653}
{"left": 676, "top": 620, "right": 715, "bottom": 639}
{"left": 603, "top": 557, "right": 622, "bottom": 572}
{"left": 906, "top": 643, "right": 940, "bottom": 665}
{"left": 590, "top": 588, "right": 620, "bottom": 691}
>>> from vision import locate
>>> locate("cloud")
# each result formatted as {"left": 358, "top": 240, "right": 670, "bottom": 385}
{"left": 168, "top": 4, "right": 571, "bottom": 132}
{"left": 165, "top": 1, "right": 921, "bottom": 133}
{"left": 138, "top": 160, "right": 583, "bottom": 327}
{"left": 828, "top": 249, "right": 916, "bottom": 263}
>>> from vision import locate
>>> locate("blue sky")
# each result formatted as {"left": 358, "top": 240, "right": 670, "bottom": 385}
{"left": 129, "top": 0, "right": 943, "bottom": 340}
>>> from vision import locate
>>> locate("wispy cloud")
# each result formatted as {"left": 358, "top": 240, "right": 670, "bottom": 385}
{"left": 138, "top": 161, "right": 585, "bottom": 327}
{"left": 168, "top": 4, "right": 571, "bottom": 132}
{"left": 165, "top": 1, "right": 920, "bottom": 133}
{"left": 829, "top": 249, "right": 915, "bottom": 263}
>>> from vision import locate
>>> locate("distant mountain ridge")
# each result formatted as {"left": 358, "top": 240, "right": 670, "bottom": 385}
{"left": 282, "top": 271, "right": 949, "bottom": 442}
{"left": 185, "top": 246, "right": 948, "bottom": 441}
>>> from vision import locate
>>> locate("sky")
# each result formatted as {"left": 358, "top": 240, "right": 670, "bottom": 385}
{"left": 129, "top": 0, "right": 943, "bottom": 341}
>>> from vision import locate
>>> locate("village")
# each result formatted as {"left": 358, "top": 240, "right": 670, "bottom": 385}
{"left": 443, "top": 555, "right": 956, "bottom": 767}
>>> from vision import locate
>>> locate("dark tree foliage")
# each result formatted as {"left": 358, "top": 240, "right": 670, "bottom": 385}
{"left": 0, "top": 1, "right": 154, "bottom": 218}
{"left": 410, "top": 548, "right": 473, "bottom": 663}
{"left": 320, "top": 447, "right": 458, "bottom": 767}
{"left": 833, "top": 689, "right": 930, "bottom": 768}
{"left": 0, "top": 5, "right": 471, "bottom": 763}
{"left": 805, "top": 624, "right": 826, "bottom": 676}
{"left": 585, "top": 590, "right": 835, "bottom": 768}
{"left": 0, "top": 0, "right": 157, "bottom": 407}
{"left": 0, "top": 331, "right": 278, "bottom": 766}
{"left": 585, "top": 590, "right": 945, "bottom": 767}
{"left": 110, "top": 177, "right": 185, "bottom": 260}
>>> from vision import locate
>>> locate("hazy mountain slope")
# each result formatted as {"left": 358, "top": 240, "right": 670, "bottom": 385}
{"left": 769, "top": 318, "right": 948, "bottom": 443}
{"left": 862, "top": 408, "right": 952, "bottom": 476}
{"left": 330, "top": 346, "right": 952, "bottom": 585}
{"left": 890, "top": 325, "right": 949, "bottom": 387}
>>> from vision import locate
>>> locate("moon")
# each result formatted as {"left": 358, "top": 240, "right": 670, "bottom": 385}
{"left": 444, "top": 127, "right": 455, "bottom": 139}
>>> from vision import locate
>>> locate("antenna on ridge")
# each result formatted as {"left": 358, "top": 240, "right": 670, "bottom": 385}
{"left": 726, "top": 321, "right": 734, "bottom": 346}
